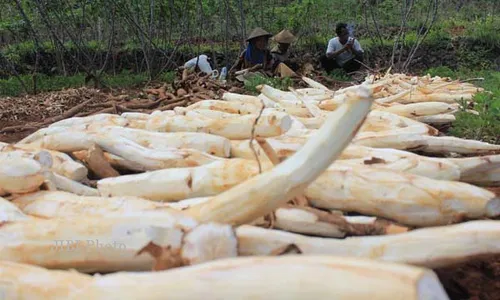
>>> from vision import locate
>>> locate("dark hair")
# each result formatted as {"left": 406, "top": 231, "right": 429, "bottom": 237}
{"left": 335, "top": 23, "right": 348, "bottom": 36}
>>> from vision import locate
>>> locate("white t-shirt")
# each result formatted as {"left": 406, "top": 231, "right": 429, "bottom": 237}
{"left": 184, "top": 55, "right": 213, "bottom": 74}
{"left": 326, "top": 37, "right": 363, "bottom": 67}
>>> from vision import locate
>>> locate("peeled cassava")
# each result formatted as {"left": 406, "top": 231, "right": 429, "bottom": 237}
{"left": 0, "top": 152, "right": 45, "bottom": 196}
{"left": 49, "top": 173, "right": 99, "bottom": 196}
{"left": 306, "top": 164, "right": 500, "bottom": 226}
{"left": 97, "top": 159, "right": 260, "bottom": 202}
{"left": 451, "top": 155, "right": 500, "bottom": 186}
{"left": 175, "top": 99, "right": 262, "bottom": 115}
{"left": 361, "top": 110, "right": 437, "bottom": 135}
{"left": 145, "top": 112, "right": 292, "bottom": 140}
{"left": 92, "top": 133, "right": 224, "bottom": 171}
{"left": 186, "top": 86, "right": 374, "bottom": 225}
{"left": 373, "top": 102, "right": 458, "bottom": 117}
{"left": 421, "top": 136, "right": 500, "bottom": 154}
{"left": 230, "top": 140, "right": 274, "bottom": 169}
{"left": 67, "top": 256, "right": 449, "bottom": 300}
{"left": 1, "top": 143, "right": 87, "bottom": 181}
{"left": 336, "top": 145, "right": 461, "bottom": 181}
{"left": 1, "top": 196, "right": 31, "bottom": 221}
{"left": 414, "top": 114, "right": 456, "bottom": 125}
{"left": 97, "top": 126, "right": 231, "bottom": 157}
{"left": 0, "top": 212, "right": 237, "bottom": 273}
{"left": 252, "top": 205, "right": 408, "bottom": 238}
{"left": 237, "top": 220, "right": 500, "bottom": 269}
{"left": 48, "top": 114, "right": 129, "bottom": 128}
{"left": 11, "top": 191, "right": 163, "bottom": 218}
{"left": 0, "top": 261, "right": 93, "bottom": 299}
{"left": 21, "top": 131, "right": 96, "bottom": 152}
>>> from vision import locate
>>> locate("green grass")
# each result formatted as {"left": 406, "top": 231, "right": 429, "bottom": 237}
{"left": 324, "top": 69, "right": 352, "bottom": 82}
{"left": 243, "top": 74, "right": 293, "bottom": 95}
{"left": 0, "top": 70, "right": 176, "bottom": 97}
{"left": 0, "top": 73, "right": 86, "bottom": 97}
{"left": 425, "top": 66, "right": 500, "bottom": 144}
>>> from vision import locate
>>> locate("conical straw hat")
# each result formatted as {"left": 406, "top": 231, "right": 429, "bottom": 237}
{"left": 273, "top": 30, "right": 296, "bottom": 44}
{"left": 246, "top": 28, "right": 273, "bottom": 42}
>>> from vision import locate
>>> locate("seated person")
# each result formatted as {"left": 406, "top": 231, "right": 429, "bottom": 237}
{"left": 182, "top": 54, "right": 214, "bottom": 78}
{"left": 229, "top": 27, "right": 273, "bottom": 74}
{"left": 320, "top": 23, "right": 364, "bottom": 74}
{"left": 270, "top": 29, "right": 298, "bottom": 72}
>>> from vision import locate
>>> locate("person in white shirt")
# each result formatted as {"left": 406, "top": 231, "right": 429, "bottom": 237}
{"left": 320, "top": 23, "right": 364, "bottom": 74}
{"left": 183, "top": 54, "right": 213, "bottom": 75}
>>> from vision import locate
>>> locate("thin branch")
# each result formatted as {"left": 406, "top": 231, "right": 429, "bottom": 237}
{"left": 402, "top": 0, "right": 439, "bottom": 72}
{"left": 249, "top": 101, "right": 266, "bottom": 174}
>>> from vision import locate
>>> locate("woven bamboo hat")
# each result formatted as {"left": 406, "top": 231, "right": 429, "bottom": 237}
{"left": 273, "top": 29, "right": 296, "bottom": 44}
{"left": 246, "top": 27, "right": 273, "bottom": 42}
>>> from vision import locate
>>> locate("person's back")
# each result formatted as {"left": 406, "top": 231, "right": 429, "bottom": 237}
{"left": 184, "top": 55, "right": 213, "bottom": 74}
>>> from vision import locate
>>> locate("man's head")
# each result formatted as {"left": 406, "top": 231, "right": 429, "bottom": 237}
{"left": 278, "top": 42, "right": 290, "bottom": 52}
{"left": 335, "top": 23, "right": 349, "bottom": 44}
{"left": 272, "top": 30, "right": 296, "bottom": 52}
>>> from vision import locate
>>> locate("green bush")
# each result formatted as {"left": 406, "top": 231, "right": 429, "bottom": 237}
{"left": 425, "top": 66, "right": 456, "bottom": 78}
{"left": 0, "top": 73, "right": 86, "bottom": 96}
{"left": 0, "top": 70, "right": 179, "bottom": 97}
{"left": 465, "top": 15, "right": 500, "bottom": 48}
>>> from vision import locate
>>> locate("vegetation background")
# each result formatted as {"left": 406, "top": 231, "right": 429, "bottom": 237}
{"left": 0, "top": 0, "right": 499, "bottom": 141}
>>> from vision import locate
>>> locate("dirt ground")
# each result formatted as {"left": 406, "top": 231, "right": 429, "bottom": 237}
{"left": 436, "top": 256, "right": 500, "bottom": 300}
{"left": 0, "top": 73, "right": 246, "bottom": 143}
{"left": 0, "top": 87, "right": 130, "bottom": 143}
{"left": 1, "top": 80, "right": 499, "bottom": 299}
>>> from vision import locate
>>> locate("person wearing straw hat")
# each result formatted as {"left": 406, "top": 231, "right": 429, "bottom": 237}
{"left": 270, "top": 29, "right": 299, "bottom": 77}
{"left": 229, "top": 27, "right": 273, "bottom": 75}
{"left": 270, "top": 30, "right": 296, "bottom": 67}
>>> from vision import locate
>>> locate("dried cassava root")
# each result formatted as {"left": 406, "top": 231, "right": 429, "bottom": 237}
{"left": 237, "top": 220, "right": 500, "bottom": 269}
{"left": 0, "top": 211, "right": 237, "bottom": 273}
{"left": 185, "top": 86, "right": 373, "bottom": 225}
{"left": 1, "top": 72, "right": 498, "bottom": 300}
{"left": 0, "top": 257, "right": 449, "bottom": 300}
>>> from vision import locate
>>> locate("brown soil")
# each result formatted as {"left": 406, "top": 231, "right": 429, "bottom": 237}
{"left": 0, "top": 72, "right": 248, "bottom": 143}
{"left": 436, "top": 256, "right": 500, "bottom": 300}
{"left": 0, "top": 87, "right": 110, "bottom": 143}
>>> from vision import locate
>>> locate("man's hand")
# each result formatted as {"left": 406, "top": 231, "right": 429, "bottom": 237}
{"left": 345, "top": 38, "right": 355, "bottom": 49}
{"left": 249, "top": 63, "right": 263, "bottom": 72}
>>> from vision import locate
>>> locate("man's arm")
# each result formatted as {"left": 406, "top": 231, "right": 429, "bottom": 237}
{"left": 229, "top": 59, "right": 242, "bottom": 74}
{"left": 352, "top": 40, "right": 364, "bottom": 58}
{"left": 229, "top": 51, "right": 246, "bottom": 74}
{"left": 262, "top": 50, "right": 273, "bottom": 71}
{"left": 270, "top": 53, "right": 281, "bottom": 72}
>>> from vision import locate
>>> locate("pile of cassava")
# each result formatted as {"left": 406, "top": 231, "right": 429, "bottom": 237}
{"left": 1, "top": 73, "right": 499, "bottom": 299}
